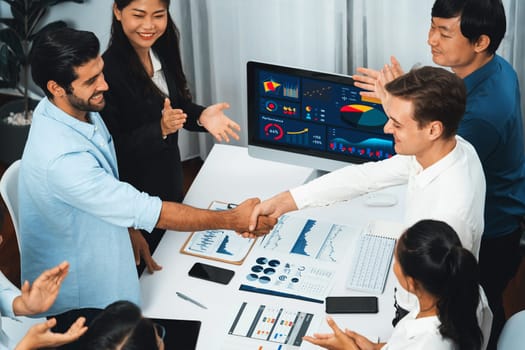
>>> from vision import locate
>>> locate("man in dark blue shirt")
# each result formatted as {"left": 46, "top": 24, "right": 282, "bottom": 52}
{"left": 353, "top": 1, "right": 525, "bottom": 348}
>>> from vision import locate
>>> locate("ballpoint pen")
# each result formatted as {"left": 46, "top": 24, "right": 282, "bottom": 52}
{"left": 176, "top": 291, "right": 208, "bottom": 309}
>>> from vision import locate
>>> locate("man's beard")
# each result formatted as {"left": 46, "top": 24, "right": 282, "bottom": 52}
{"left": 66, "top": 92, "right": 105, "bottom": 112}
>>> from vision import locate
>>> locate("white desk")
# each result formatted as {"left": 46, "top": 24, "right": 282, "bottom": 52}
{"left": 140, "top": 144, "right": 406, "bottom": 349}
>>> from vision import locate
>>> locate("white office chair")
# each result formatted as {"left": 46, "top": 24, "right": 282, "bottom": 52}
{"left": 498, "top": 310, "right": 525, "bottom": 350}
{"left": 0, "top": 159, "right": 21, "bottom": 251}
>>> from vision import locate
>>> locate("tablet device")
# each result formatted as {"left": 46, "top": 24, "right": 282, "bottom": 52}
{"left": 149, "top": 318, "right": 201, "bottom": 350}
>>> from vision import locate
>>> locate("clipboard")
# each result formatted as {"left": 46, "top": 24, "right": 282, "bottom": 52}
{"left": 179, "top": 201, "right": 257, "bottom": 265}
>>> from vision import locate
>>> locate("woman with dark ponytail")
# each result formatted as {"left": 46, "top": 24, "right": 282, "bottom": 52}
{"left": 304, "top": 219, "right": 482, "bottom": 350}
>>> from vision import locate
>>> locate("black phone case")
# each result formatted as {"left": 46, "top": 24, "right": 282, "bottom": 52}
{"left": 188, "top": 262, "right": 235, "bottom": 285}
{"left": 325, "top": 296, "right": 378, "bottom": 314}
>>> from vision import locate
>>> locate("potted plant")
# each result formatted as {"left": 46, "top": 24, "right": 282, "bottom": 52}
{"left": 0, "top": 0, "right": 85, "bottom": 165}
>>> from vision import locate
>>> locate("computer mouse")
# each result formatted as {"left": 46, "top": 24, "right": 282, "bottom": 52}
{"left": 363, "top": 193, "right": 398, "bottom": 207}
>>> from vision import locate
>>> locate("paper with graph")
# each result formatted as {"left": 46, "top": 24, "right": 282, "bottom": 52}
{"left": 259, "top": 214, "right": 360, "bottom": 263}
{"left": 180, "top": 201, "right": 256, "bottom": 264}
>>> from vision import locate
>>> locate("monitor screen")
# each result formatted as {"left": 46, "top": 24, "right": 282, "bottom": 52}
{"left": 247, "top": 61, "right": 395, "bottom": 172}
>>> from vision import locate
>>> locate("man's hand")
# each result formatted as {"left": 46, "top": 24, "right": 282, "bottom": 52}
{"left": 198, "top": 102, "right": 240, "bottom": 143}
{"left": 160, "top": 98, "right": 187, "bottom": 138}
{"left": 128, "top": 228, "right": 162, "bottom": 274}
{"left": 237, "top": 191, "right": 297, "bottom": 238}
{"left": 302, "top": 317, "right": 360, "bottom": 350}
{"left": 15, "top": 317, "right": 87, "bottom": 350}
{"left": 13, "top": 261, "right": 69, "bottom": 316}
{"left": 353, "top": 56, "right": 404, "bottom": 101}
{"left": 228, "top": 198, "right": 277, "bottom": 236}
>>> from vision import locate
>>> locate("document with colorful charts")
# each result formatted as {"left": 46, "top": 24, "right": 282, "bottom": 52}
{"left": 179, "top": 201, "right": 257, "bottom": 265}
{"left": 238, "top": 214, "right": 362, "bottom": 303}
{"left": 221, "top": 301, "right": 316, "bottom": 350}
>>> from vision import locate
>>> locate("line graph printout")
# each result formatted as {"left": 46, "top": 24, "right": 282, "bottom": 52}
{"left": 260, "top": 215, "right": 360, "bottom": 263}
{"left": 180, "top": 201, "right": 257, "bottom": 264}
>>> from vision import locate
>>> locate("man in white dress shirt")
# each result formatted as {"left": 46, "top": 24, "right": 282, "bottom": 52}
{"left": 247, "top": 66, "right": 486, "bottom": 322}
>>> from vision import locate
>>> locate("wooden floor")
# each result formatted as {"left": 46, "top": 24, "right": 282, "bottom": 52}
{"left": 1, "top": 157, "right": 524, "bottom": 320}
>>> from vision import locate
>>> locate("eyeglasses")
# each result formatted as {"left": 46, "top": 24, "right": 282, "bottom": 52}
{"left": 153, "top": 323, "right": 166, "bottom": 340}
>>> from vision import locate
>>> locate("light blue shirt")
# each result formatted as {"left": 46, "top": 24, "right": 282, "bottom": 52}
{"left": 1, "top": 273, "right": 18, "bottom": 349}
{"left": 18, "top": 98, "right": 162, "bottom": 316}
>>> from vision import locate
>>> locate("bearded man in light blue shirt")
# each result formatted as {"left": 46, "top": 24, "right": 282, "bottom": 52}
{"left": 18, "top": 28, "right": 275, "bottom": 337}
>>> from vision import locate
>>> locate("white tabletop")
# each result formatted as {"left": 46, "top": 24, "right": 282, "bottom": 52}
{"left": 140, "top": 144, "right": 406, "bottom": 349}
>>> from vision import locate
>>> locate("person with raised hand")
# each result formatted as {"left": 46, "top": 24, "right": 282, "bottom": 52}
{"left": 101, "top": 0, "right": 241, "bottom": 272}
{"left": 352, "top": 3, "right": 525, "bottom": 346}
{"left": 0, "top": 258, "right": 87, "bottom": 350}
{"left": 304, "top": 220, "right": 482, "bottom": 350}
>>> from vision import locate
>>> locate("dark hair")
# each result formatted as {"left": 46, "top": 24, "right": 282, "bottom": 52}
{"left": 80, "top": 301, "right": 159, "bottom": 350}
{"left": 431, "top": 0, "right": 506, "bottom": 55}
{"left": 109, "top": 0, "right": 191, "bottom": 100}
{"left": 384, "top": 66, "right": 466, "bottom": 139}
{"left": 397, "top": 220, "right": 482, "bottom": 350}
{"left": 30, "top": 28, "right": 100, "bottom": 98}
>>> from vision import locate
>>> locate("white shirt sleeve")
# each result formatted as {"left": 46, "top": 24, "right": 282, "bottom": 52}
{"left": 291, "top": 155, "right": 412, "bottom": 209}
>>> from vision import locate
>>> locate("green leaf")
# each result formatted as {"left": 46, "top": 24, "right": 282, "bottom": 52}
{"left": 0, "top": 27, "right": 24, "bottom": 58}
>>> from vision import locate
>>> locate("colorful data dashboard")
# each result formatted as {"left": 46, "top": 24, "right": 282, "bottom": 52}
{"left": 248, "top": 62, "right": 396, "bottom": 165}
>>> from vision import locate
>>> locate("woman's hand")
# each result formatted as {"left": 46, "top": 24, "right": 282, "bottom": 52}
{"left": 198, "top": 102, "right": 240, "bottom": 142}
{"left": 160, "top": 98, "right": 187, "bottom": 137}
{"left": 303, "top": 317, "right": 361, "bottom": 350}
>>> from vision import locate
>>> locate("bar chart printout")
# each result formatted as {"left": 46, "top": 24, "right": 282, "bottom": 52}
{"left": 224, "top": 302, "right": 313, "bottom": 349}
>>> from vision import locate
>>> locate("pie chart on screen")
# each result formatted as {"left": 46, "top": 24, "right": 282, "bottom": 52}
{"left": 340, "top": 104, "right": 388, "bottom": 130}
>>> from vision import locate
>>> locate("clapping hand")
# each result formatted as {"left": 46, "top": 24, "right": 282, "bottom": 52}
{"left": 303, "top": 317, "right": 360, "bottom": 350}
{"left": 15, "top": 317, "right": 88, "bottom": 350}
{"left": 160, "top": 98, "right": 187, "bottom": 137}
{"left": 353, "top": 56, "right": 404, "bottom": 101}
{"left": 14, "top": 261, "right": 69, "bottom": 316}
{"left": 198, "top": 102, "right": 241, "bottom": 142}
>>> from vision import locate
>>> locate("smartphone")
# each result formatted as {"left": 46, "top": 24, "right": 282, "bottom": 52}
{"left": 325, "top": 296, "right": 378, "bottom": 314}
{"left": 188, "top": 262, "right": 235, "bottom": 285}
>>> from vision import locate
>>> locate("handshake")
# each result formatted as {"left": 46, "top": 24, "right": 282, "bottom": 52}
{"left": 230, "top": 191, "right": 298, "bottom": 238}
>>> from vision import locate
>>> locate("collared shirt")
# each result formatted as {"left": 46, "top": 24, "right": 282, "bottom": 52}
{"left": 18, "top": 98, "right": 162, "bottom": 316}
{"left": 291, "top": 136, "right": 486, "bottom": 257}
{"left": 382, "top": 308, "right": 455, "bottom": 350}
{"left": 1, "top": 273, "right": 18, "bottom": 350}
{"left": 460, "top": 55, "right": 525, "bottom": 238}
{"left": 150, "top": 50, "right": 169, "bottom": 96}
{"left": 291, "top": 136, "right": 485, "bottom": 311}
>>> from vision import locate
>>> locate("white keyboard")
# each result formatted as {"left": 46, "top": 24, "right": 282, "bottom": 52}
{"left": 346, "top": 234, "right": 396, "bottom": 294}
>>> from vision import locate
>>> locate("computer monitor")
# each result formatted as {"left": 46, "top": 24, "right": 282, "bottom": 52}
{"left": 247, "top": 61, "right": 395, "bottom": 172}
